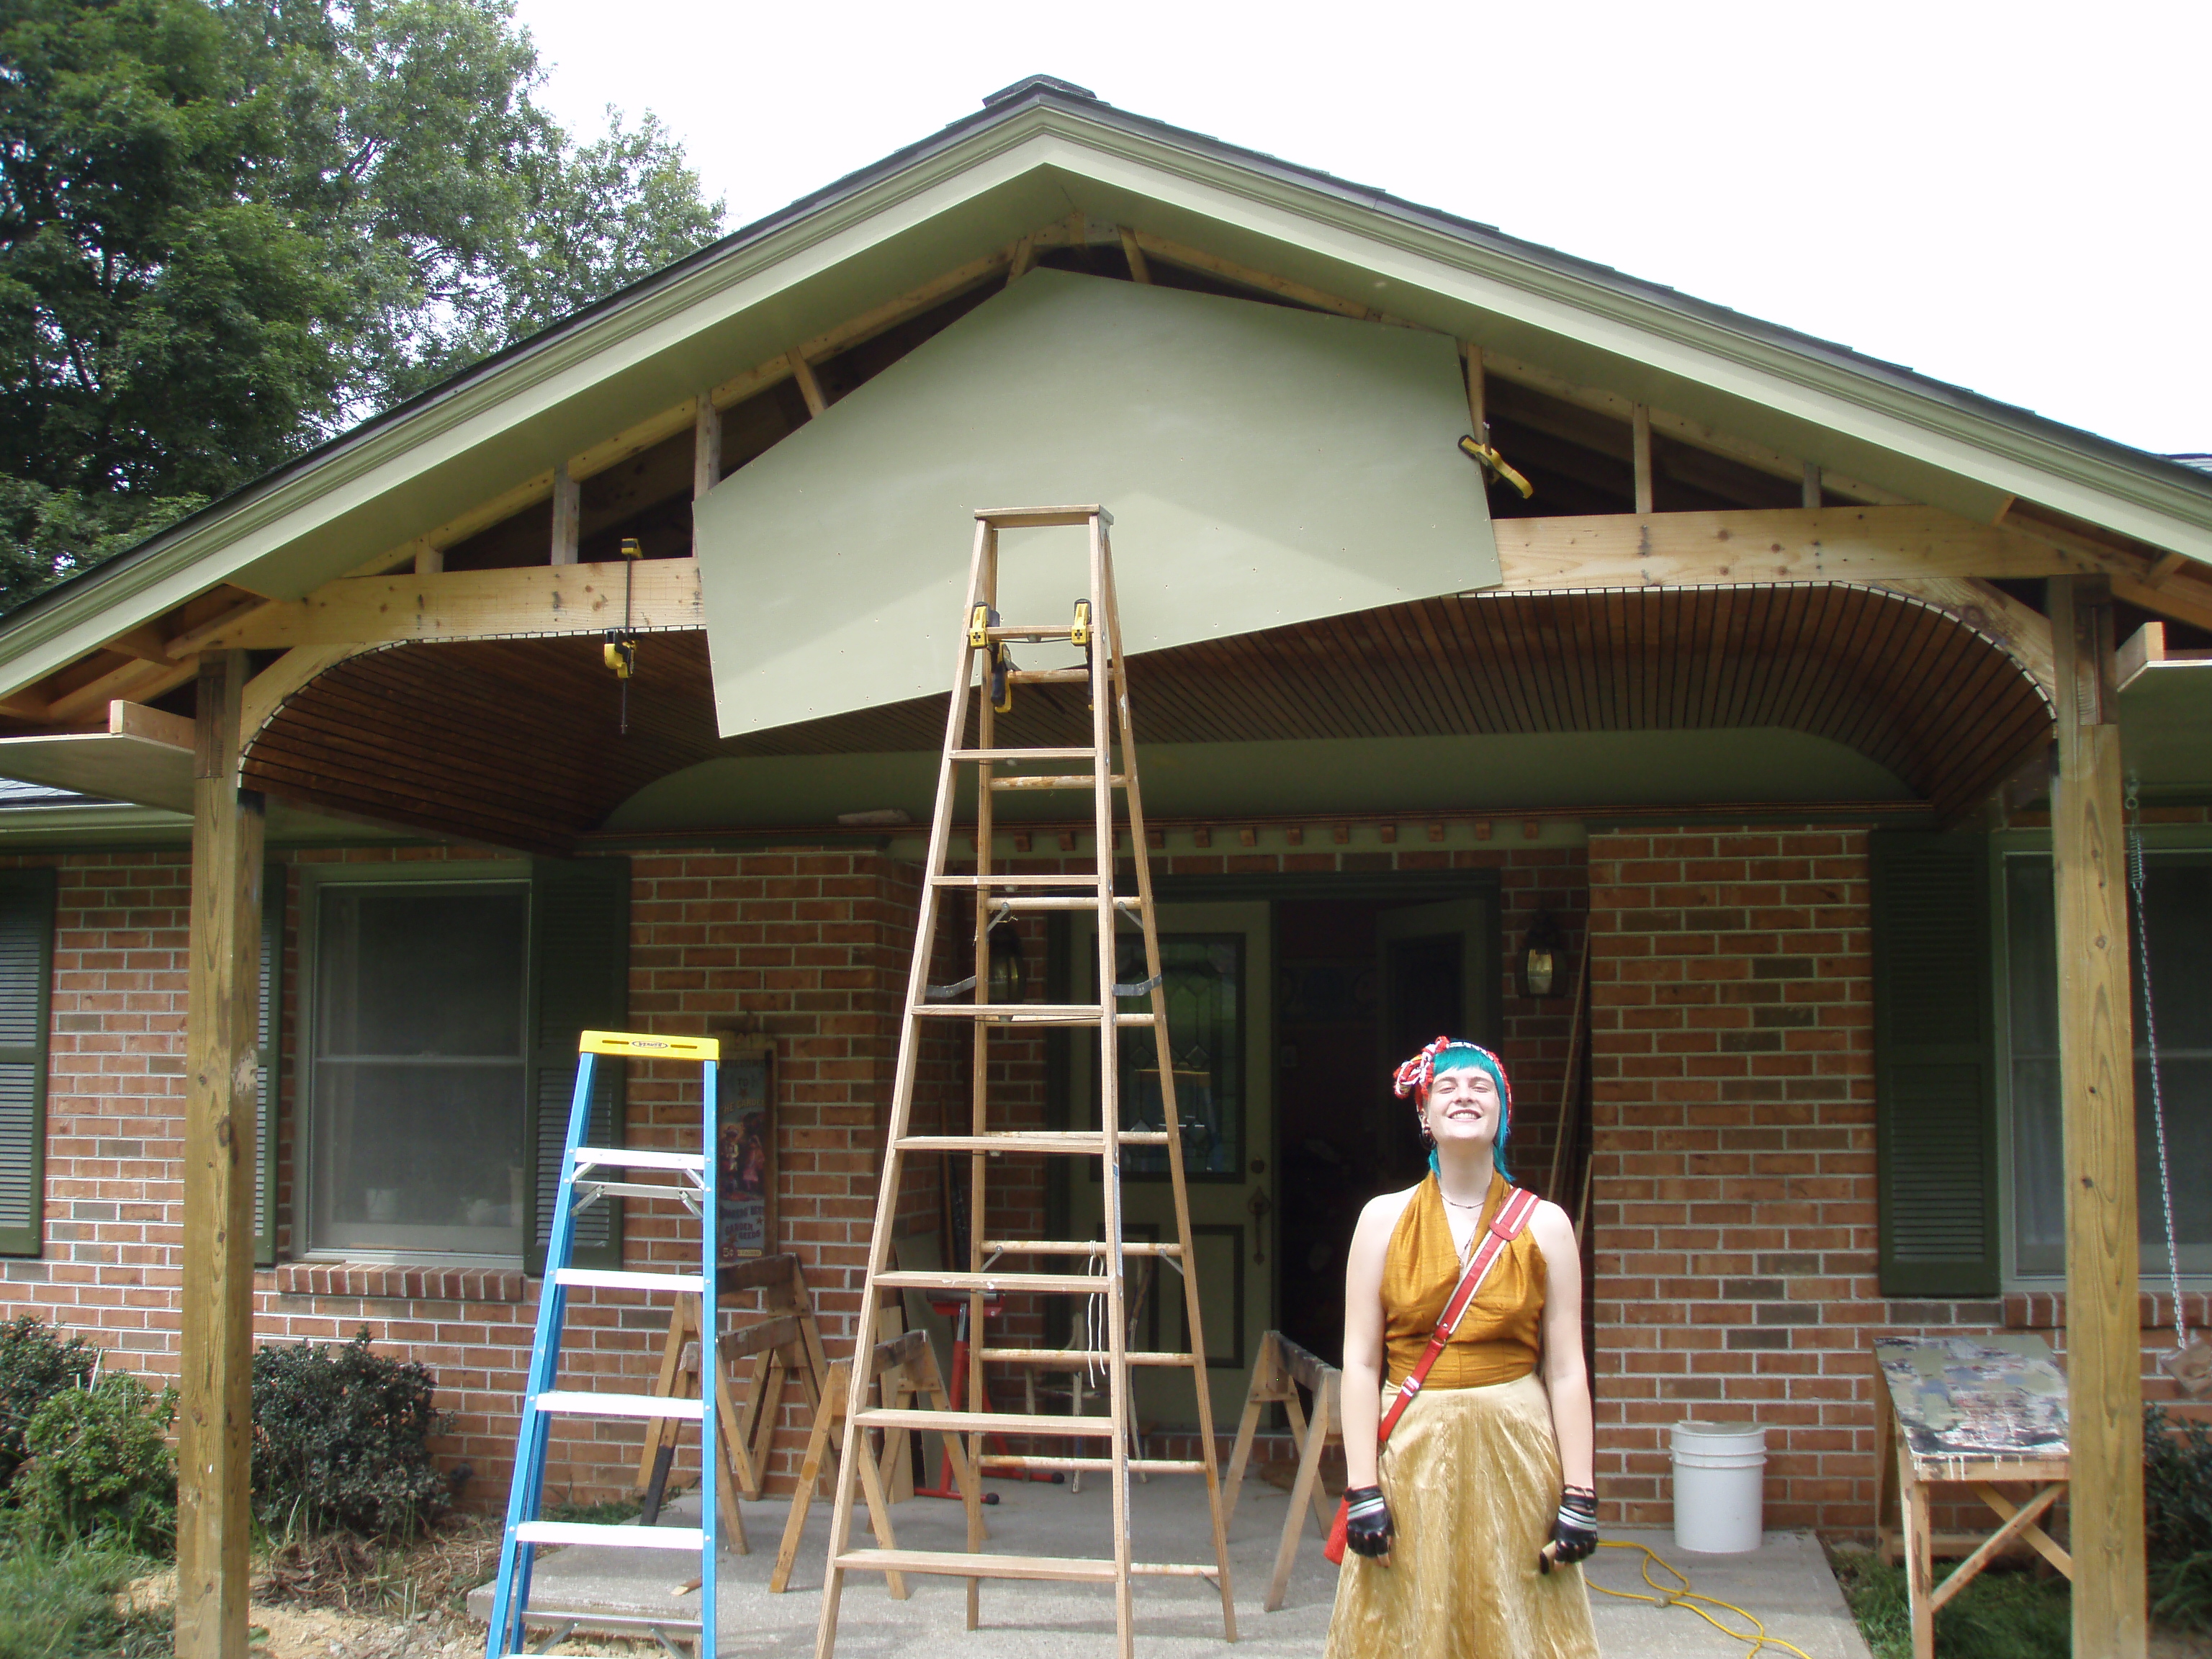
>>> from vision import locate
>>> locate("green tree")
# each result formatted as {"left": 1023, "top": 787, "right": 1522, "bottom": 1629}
{"left": 0, "top": 0, "right": 723, "bottom": 609}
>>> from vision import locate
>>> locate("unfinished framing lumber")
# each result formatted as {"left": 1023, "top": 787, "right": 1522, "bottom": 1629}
{"left": 109, "top": 698, "right": 193, "bottom": 750}
{"left": 693, "top": 395, "right": 722, "bottom": 501}
{"left": 175, "top": 652, "right": 264, "bottom": 1659}
{"left": 1869, "top": 577, "right": 2057, "bottom": 704}
{"left": 179, "top": 558, "right": 702, "bottom": 652}
{"left": 1464, "top": 343, "right": 1487, "bottom": 444}
{"left": 1803, "top": 462, "right": 1823, "bottom": 510}
{"left": 1631, "top": 404, "right": 1655, "bottom": 513}
{"left": 550, "top": 464, "right": 580, "bottom": 565}
{"left": 2049, "top": 575, "right": 2145, "bottom": 1659}
{"left": 1118, "top": 227, "right": 1151, "bottom": 283}
{"left": 788, "top": 353, "right": 829, "bottom": 418}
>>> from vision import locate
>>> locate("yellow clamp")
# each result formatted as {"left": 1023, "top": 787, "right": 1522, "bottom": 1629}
{"left": 603, "top": 634, "right": 637, "bottom": 678}
{"left": 1071, "top": 599, "right": 1091, "bottom": 647}
{"left": 968, "top": 604, "right": 994, "bottom": 647}
{"left": 1459, "top": 435, "right": 1534, "bottom": 500}
{"left": 580, "top": 1030, "right": 721, "bottom": 1061}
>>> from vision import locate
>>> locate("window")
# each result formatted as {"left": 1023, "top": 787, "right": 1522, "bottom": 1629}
{"left": 2003, "top": 850, "right": 2212, "bottom": 1281}
{"left": 0, "top": 869, "right": 55, "bottom": 1258}
{"left": 299, "top": 858, "right": 629, "bottom": 1269}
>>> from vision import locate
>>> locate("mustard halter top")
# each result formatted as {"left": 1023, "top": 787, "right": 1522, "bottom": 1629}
{"left": 1381, "top": 1171, "right": 1547, "bottom": 1390}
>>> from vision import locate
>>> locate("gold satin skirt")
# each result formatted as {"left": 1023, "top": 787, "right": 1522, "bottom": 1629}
{"left": 1323, "top": 1372, "right": 1599, "bottom": 1659}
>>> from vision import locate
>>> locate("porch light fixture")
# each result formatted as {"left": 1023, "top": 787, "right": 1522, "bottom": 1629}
{"left": 1519, "top": 909, "right": 1567, "bottom": 999}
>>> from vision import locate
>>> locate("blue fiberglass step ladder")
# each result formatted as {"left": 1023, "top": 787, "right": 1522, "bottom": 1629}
{"left": 487, "top": 1030, "right": 722, "bottom": 1659}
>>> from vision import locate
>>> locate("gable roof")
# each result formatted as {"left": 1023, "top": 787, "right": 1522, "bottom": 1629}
{"left": 2, "top": 74, "right": 2206, "bottom": 698}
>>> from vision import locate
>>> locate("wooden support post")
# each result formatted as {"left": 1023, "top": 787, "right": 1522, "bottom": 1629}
{"left": 694, "top": 394, "right": 723, "bottom": 501}
{"left": 550, "top": 463, "right": 580, "bottom": 565}
{"left": 412, "top": 537, "right": 441, "bottom": 577}
{"left": 1802, "top": 462, "right": 1822, "bottom": 509}
{"left": 1465, "top": 344, "right": 1487, "bottom": 446}
{"left": 2048, "top": 574, "right": 2146, "bottom": 1659}
{"left": 175, "top": 652, "right": 265, "bottom": 1659}
{"left": 1632, "top": 404, "right": 1655, "bottom": 513}
{"left": 788, "top": 352, "right": 828, "bottom": 419}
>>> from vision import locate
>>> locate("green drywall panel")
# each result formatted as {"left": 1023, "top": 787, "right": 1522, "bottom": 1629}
{"left": 693, "top": 268, "right": 1498, "bottom": 738}
{"left": 604, "top": 727, "right": 1909, "bottom": 833}
{"left": 2120, "top": 660, "right": 2212, "bottom": 796}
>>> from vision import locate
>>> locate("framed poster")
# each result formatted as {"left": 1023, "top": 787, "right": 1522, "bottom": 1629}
{"left": 714, "top": 1038, "right": 775, "bottom": 1267}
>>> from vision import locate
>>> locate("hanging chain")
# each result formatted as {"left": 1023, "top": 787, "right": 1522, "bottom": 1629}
{"left": 2126, "top": 778, "right": 2189, "bottom": 1349}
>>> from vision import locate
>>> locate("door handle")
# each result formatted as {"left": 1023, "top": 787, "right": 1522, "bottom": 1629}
{"left": 1246, "top": 1185, "right": 1272, "bottom": 1264}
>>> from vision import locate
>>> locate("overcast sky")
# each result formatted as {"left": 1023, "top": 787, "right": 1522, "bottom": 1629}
{"left": 512, "top": 0, "right": 2208, "bottom": 459}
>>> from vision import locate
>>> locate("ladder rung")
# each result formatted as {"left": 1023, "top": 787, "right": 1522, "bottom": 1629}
{"left": 873, "top": 1271, "right": 1134, "bottom": 1296}
{"left": 552, "top": 1269, "right": 706, "bottom": 1294}
{"left": 999, "top": 896, "right": 1143, "bottom": 911}
{"left": 932, "top": 873, "right": 1105, "bottom": 889}
{"left": 572, "top": 1148, "right": 706, "bottom": 1174}
{"left": 974, "top": 504, "right": 1106, "bottom": 528}
{"left": 837, "top": 1547, "right": 1115, "bottom": 1582}
{"left": 950, "top": 747, "right": 1097, "bottom": 762}
{"left": 910, "top": 1002, "right": 1108, "bottom": 1022}
{"left": 1005, "top": 667, "right": 1090, "bottom": 684}
{"left": 989, "top": 774, "right": 1124, "bottom": 791}
{"left": 977, "top": 1240, "right": 1183, "bottom": 1256}
{"left": 981, "top": 624, "right": 1082, "bottom": 643}
{"left": 574, "top": 1179, "right": 701, "bottom": 1203}
{"left": 979, "top": 1453, "right": 1209, "bottom": 1474}
{"left": 497, "top": 1611, "right": 704, "bottom": 1634}
{"left": 979, "top": 1347, "right": 1197, "bottom": 1367}
{"left": 513, "top": 1521, "right": 705, "bottom": 1550}
{"left": 1115, "top": 1012, "right": 1157, "bottom": 1026}
{"left": 855, "top": 1407, "right": 1123, "bottom": 1437}
{"left": 1118, "top": 1130, "right": 1171, "bottom": 1143}
{"left": 534, "top": 1391, "right": 704, "bottom": 1420}
{"left": 898, "top": 1133, "right": 1107, "bottom": 1154}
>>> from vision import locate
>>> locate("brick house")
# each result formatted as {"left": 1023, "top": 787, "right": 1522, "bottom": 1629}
{"left": 0, "top": 73, "right": 2203, "bottom": 1593}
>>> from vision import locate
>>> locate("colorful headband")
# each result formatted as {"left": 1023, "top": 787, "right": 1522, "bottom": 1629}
{"left": 1393, "top": 1037, "right": 1515, "bottom": 1179}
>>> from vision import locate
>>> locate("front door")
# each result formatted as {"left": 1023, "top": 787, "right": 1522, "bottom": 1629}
{"left": 1069, "top": 901, "right": 1273, "bottom": 1426}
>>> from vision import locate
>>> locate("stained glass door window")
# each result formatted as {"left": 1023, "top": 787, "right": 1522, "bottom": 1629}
{"left": 1092, "top": 933, "right": 1245, "bottom": 1180}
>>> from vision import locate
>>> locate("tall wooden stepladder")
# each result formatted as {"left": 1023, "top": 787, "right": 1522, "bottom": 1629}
{"left": 486, "top": 1031, "right": 724, "bottom": 1659}
{"left": 814, "top": 507, "right": 1237, "bottom": 1659}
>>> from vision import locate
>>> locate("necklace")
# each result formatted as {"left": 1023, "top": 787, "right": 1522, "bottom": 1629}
{"left": 1439, "top": 1191, "right": 1487, "bottom": 1210}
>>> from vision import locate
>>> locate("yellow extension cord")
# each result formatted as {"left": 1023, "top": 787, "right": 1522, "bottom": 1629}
{"left": 1586, "top": 1539, "right": 1816, "bottom": 1659}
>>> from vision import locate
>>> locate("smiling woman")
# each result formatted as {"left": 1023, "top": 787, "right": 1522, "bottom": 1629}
{"left": 1326, "top": 1038, "right": 1599, "bottom": 1659}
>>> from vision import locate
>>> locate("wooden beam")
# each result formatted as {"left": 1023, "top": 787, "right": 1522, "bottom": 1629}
{"left": 1631, "top": 405, "right": 1655, "bottom": 513}
{"left": 104, "top": 624, "right": 175, "bottom": 664}
{"left": 2146, "top": 550, "right": 2188, "bottom": 586}
{"left": 2111, "top": 567, "right": 2212, "bottom": 635}
{"left": 1803, "top": 462, "right": 1822, "bottom": 510}
{"left": 2048, "top": 574, "right": 2146, "bottom": 1659}
{"left": 1129, "top": 230, "right": 1373, "bottom": 320}
{"left": 2115, "top": 621, "right": 2164, "bottom": 692}
{"left": 412, "top": 539, "right": 441, "bottom": 577}
{"left": 550, "top": 463, "right": 580, "bottom": 565}
{"left": 109, "top": 698, "right": 194, "bottom": 749}
{"left": 1480, "top": 350, "right": 1910, "bottom": 506}
{"left": 694, "top": 395, "right": 722, "bottom": 502}
{"left": 788, "top": 353, "right": 828, "bottom": 419}
{"left": 189, "top": 557, "right": 703, "bottom": 651}
{"left": 163, "top": 598, "right": 278, "bottom": 663}
{"left": 1118, "top": 228, "right": 1151, "bottom": 284}
{"left": 1464, "top": 344, "right": 1486, "bottom": 444}
{"left": 1870, "top": 577, "right": 2057, "bottom": 703}
{"left": 48, "top": 654, "right": 198, "bottom": 722}
{"left": 1006, "top": 234, "right": 1036, "bottom": 284}
{"left": 174, "top": 650, "right": 264, "bottom": 1659}
{"left": 1488, "top": 505, "right": 2132, "bottom": 593}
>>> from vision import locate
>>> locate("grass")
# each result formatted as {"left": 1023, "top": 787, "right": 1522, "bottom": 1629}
{"left": 2154, "top": 1550, "right": 2212, "bottom": 1634}
{"left": 1827, "top": 1547, "right": 2071, "bottom": 1659}
{"left": 0, "top": 1542, "right": 168, "bottom": 1659}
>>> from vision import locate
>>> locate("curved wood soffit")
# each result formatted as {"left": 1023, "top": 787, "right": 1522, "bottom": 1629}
{"left": 241, "top": 586, "right": 2052, "bottom": 850}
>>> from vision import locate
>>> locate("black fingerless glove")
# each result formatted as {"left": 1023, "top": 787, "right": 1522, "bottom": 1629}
{"left": 1543, "top": 1485, "right": 1598, "bottom": 1571}
{"left": 1342, "top": 1485, "right": 1394, "bottom": 1559}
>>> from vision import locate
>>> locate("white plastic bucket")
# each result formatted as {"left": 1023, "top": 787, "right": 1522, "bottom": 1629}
{"left": 1671, "top": 1420, "right": 1766, "bottom": 1553}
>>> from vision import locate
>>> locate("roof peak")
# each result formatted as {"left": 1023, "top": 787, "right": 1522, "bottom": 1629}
{"left": 981, "top": 74, "right": 1097, "bottom": 108}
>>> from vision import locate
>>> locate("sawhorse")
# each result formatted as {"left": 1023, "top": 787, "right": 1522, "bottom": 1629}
{"left": 634, "top": 1252, "right": 832, "bottom": 1552}
{"left": 770, "top": 1324, "right": 978, "bottom": 1595}
{"left": 1225, "top": 1330, "right": 1342, "bottom": 1611}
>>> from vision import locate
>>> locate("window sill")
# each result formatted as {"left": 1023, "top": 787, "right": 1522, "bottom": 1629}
{"left": 2004, "top": 1290, "right": 2212, "bottom": 1332}
{"left": 274, "top": 1262, "right": 528, "bottom": 1303}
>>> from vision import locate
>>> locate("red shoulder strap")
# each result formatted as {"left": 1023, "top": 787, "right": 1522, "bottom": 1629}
{"left": 1374, "top": 1186, "right": 1539, "bottom": 1447}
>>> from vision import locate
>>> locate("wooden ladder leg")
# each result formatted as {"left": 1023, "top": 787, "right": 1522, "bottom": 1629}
{"left": 1100, "top": 523, "right": 1236, "bottom": 1644}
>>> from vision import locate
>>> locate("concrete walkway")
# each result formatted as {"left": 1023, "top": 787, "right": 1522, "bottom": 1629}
{"left": 470, "top": 1474, "right": 1871, "bottom": 1658}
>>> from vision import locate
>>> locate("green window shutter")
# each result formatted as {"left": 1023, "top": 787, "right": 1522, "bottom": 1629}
{"left": 525, "top": 857, "right": 630, "bottom": 1274}
{"left": 255, "top": 862, "right": 285, "bottom": 1268}
{"left": 0, "top": 868, "right": 56, "bottom": 1258}
{"left": 1871, "top": 830, "right": 1999, "bottom": 1295}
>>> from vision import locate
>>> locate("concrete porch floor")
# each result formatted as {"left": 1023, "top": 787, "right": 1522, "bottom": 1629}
{"left": 469, "top": 1473, "right": 1872, "bottom": 1658}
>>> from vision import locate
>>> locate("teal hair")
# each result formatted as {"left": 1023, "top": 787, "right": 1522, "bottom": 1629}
{"left": 1423, "top": 1044, "right": 1513, "bottom": 1182}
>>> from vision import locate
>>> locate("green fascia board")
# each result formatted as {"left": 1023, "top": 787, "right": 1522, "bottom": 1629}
{"left": 695, "top": 267, "right": 1498, "bottom": 737}
{"left": 2118, "top": 659, "right": 2212, "bottom": 796}
{"left": 606, "top": 727, "right": 1910, "bottom": 833}
{"left": 4, "top": 89, "right": 2206, "bottom": 704}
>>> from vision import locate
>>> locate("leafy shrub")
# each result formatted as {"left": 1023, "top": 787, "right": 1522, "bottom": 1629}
{"left": 0, "top": 1316, "right": 97, "bottom": 1493}
{"left": 2146, "top": 1404, "right": 2212, "bottom": 1567}
{"left": 12, "top": 1373, "right": 176, "bottom": 1553}
{"left": 253, "top": 1330, "right": 450, "bottom": 1539}
{"left": 1830, "top": 1549, "right": 2069, "bottom": 1659}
